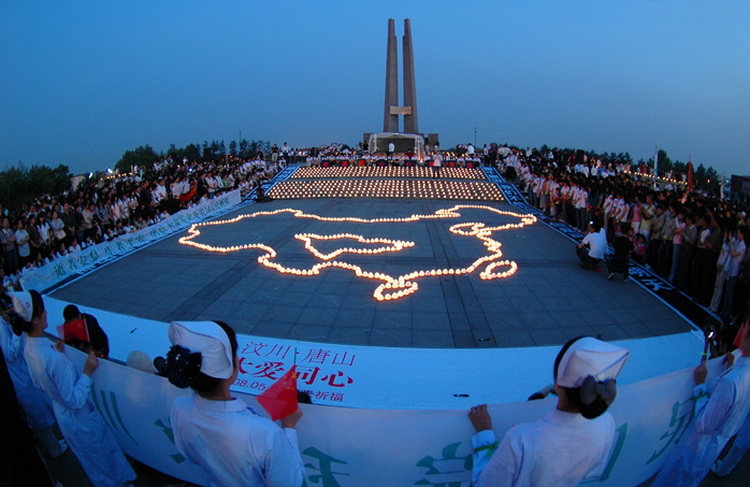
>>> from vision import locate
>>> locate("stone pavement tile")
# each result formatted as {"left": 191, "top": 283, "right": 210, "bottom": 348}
{"left": 494, "top": 328, "right": 535, "bottom": 348}
{"left": 644, "top": 319, "right": 689, "bottom": 335}
{"left": 277, "top": 292, "right": 313, "bottom": 308}
{"left": 592, "top": 324, "right": 630, "bottom": 341}
{"left": 413, "top": 330, "right": 455, "bottom": 348}
{"left": 373, "top": 311, "right": 412, "bottom": 330}
{"left": 539, "top": 297, "right": 577, "bottom": 312}
{"left": 249, "top": 321, "right": 294, "bottom": 339}
{"left": 448, "top": 311, "right": 472, "bottom": 331}
{"left": 412, "top": 297, "right": 448, "bottom": 314}
{"left": 283, "top": 280, "right": 320, "bottom": 294}
{"left": 528, "top": 328, "right": 569, "bottom": 346}
{"left": 413, "top": 312, "right": 451, "bottom": 330}
{"left": 520, "top": 309, "right": 558, "bottom": 329}
{"left": 485, "top": 312, "right": 525, "bottom": 330}
{"left": 287, "top": 324, "right": 331, "bottom": 342}
{"left": 327, "top": 327, "right": 371, "bottom": 346}
{"left": 236, "top": 302, "right": 271, "bottom": 322}
{"left": 601, "top": 307, "right": 641, "bottom": 325}
{"left": 370, "top": 328, "right": 412, "bottom": 347}
{"left": 334, "top": 309, "right": 375, "bottom": 329}
{"left": 262, "top": 306, "right": 305, "bottom": 325}
{"left": 618, "top": 322, "right": 653, "bottom": 339}
{"left": 506, "top": 296, "right": 539, "bottom": 313}
{"left": 295, "top": 306, "right": 338, "bottom": 327}
{"left": 452, "top": 330, "right": 477, "bottom": 348}
{"left": 562, "top": 325, "right": 599, "bottom": 340}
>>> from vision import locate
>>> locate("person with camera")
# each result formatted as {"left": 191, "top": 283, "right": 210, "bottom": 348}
{"left": 162, "top": 320, "right": 304, "bottom": 487}
{"left": 468, "top": 336, "right": 629, "bottom": 487}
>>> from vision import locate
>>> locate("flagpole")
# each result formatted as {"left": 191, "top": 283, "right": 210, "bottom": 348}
{"left": 653, "top": 137, "right": 659, "bottom": 189}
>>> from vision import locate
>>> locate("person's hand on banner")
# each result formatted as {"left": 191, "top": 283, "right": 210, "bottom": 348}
{"left": 693, "top": 363, "right": 708, "bottom": 386}
{"left": 469, "top": 404, "right": 493, "bottom": 433}
{"left": 281, "top": 409, "right": 303, "bottom": 429}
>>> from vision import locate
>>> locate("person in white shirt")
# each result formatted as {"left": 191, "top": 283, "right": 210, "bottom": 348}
{"left": 165, "top": 320, "right": 305, "bottom": 487}
{"left": 12, "top": 291, "right": 136, "bottom": 487}
{"left": 469, "top": 336, "right": 629, "bottom": 487}
{"left": 577, "top": 221, "right": 607, "bottom": 270}
{"left": 652, "top": 319, "right": 750, "bottom": 487}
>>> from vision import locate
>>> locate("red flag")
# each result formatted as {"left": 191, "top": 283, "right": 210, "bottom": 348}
{"left": 687, "top": 159, "right": 693, "bottom": 192}
{"left": 257, "top": 365, "right": 298, "bottom": 421}
{"left": 60, "top": 318, "right": 90, "bottom": 343}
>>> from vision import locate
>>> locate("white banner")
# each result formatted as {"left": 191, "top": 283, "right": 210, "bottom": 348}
{"left": 62, "top": 345, "right": 727, "bottom": 487}
{"left": 43, "top": 296, "right": 705, "bottom": 410}
{"left": 20, "top": 190, "right": 242, "bottom": 292}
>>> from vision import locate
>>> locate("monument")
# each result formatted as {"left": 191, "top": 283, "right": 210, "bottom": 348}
{"left": 366, "top": 18, "right": 437, "bottom": 157}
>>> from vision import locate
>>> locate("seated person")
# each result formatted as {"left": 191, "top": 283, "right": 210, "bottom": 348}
{"left": 576, "top": 221, "right": 607, "bottom": 271}
{"left": 61, "top": 305, "right": 110, "bottom": 358}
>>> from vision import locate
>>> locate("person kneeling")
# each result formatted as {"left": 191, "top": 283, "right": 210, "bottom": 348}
{"left": 577, "top": 221, "right": 607, "bottom": 271}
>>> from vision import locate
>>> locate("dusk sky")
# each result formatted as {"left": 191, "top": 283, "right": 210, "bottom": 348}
{"left": 2, "top": 1, "right": 748, "bottom": 176}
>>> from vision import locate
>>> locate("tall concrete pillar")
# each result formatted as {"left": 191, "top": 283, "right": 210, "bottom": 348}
{"left": 402, "top": 18, "right": 419, "bottom": 134}
{"left": 383, "top": 18, "right": 399, "bottom": 133}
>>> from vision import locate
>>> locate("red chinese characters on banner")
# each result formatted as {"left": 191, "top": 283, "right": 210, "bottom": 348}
{"left": 235, "top": 341, "right": 357, "bottom": 402}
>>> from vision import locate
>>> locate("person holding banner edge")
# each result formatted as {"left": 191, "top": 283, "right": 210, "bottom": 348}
{"left": 10, "top": 290, "right": 136, "bottom": 487}
{"left": 163, "top": 320, "right": 305, "bottom": 487}
{"left": 651, "top": 316, "right": 750, "bottom": 487}
{"left": 468, "top": 336, "right": 629, "bottom": 487}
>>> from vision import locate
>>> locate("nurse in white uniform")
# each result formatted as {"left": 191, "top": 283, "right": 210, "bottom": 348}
{"left": 164, "top": 320, "right": 305, "bottom": 487}
{"left": 468, "top": 336, "right": 629, "bottom": 487}
{"left": 0, "top": 314, "right": 66, "bottom": 458}
{"left": 652, "top": 318, "right": 750, "bottom": 487}
{"left": 11, "top": 291, "right": 136, "bottom": 487}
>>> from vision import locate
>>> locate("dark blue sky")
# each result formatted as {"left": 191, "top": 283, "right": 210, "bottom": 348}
{"left": 1, "top": 1, "right": 748, "bottom": 176}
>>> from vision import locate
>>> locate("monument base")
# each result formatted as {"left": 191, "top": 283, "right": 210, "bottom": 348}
{"left": 366, "top": 132, "right": 426, "bottom": 159}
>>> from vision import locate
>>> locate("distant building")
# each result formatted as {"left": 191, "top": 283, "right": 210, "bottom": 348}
{"left": 730, "top": 175, "right": 750, "bottom": 197}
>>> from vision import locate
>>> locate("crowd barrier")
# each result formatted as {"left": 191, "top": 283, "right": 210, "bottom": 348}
{"left": 61, "top": 342, "right": 725, "bottom": 487}
{"left": 41, "top": 297, "right": 717, "bottom": 486}
{"left": 19, "top": 190, "right": 242, "bottom": 292}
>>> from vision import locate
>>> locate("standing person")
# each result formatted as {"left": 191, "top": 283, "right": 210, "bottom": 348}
{"left": 652, "top": 318, "right": 750, "bottom": 487}
{"left": 1, "top": 217, "right": 18, "bottom": 274}
{"left": 468, "top": 337, "right": 629, "bottom": 487}
{"left": 164, "top": 320, "right": 305, "bottom": 487}
{"left": 0, "top": 313, "right": 67, "bottom": 459}
{"left": 14, "top": 218, "right": 31, "bottom": 267}
{"left": 721, "top": 227, "right": 747, "bottom": 319}
{"left": 432, "top": 151, "right": 443, "bottom": 180}
{"left": 11, "top": 291, "right": 136, "bottom": 487}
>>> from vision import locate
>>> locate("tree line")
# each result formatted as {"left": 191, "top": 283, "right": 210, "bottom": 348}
{"left": 115, "top": 139, "right": 272, "bottom": 173}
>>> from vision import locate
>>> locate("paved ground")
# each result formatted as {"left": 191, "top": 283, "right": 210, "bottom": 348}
{"left": 50, "top": 197, "right": 692, "bottom": 348}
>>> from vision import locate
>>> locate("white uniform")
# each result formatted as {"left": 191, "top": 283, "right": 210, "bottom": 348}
{"left": 24, "top": 336, "right": 136, "bottom": 487}
{"left": 171, "top": 394, "right": 305, "bottom": 487}
{"left": 0, "top": 319, "right": 55, "bottom": 430}
{"left": 472, "top": 409, "right": 615, "bottom": 487}
{"left": 652, "top": 356, "right": 750, "bottom": 487}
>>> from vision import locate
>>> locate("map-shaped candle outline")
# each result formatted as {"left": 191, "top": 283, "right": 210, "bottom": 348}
{"left": 178, "top": 205, "right": 537, "bottom": 301}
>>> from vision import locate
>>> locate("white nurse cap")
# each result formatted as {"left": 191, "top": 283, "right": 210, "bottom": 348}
{"left": 168, "top": 321, "right": 234, "bottom": 379}
{"left": 10, "top": 291, "right": 33, "bottom": 322}
{"left": 556, "top": 337, "right": 629, "bottom": 388}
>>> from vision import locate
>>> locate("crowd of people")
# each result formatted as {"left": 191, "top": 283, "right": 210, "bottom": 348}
{"left": 2, "top": 140, "right": 750, "bottom": 486}
{"left": 0, "top": 154, "right": 284, "bottom": 291}
{"left": 501, "top": 146, "right": 750, "bottom": 326}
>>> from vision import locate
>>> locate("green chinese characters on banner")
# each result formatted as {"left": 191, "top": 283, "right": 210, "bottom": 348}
{"left": 303, "top": 447, "right": 350, "bottom": 487}
{"left": 415, "top": 442, "right": 472, "bottom": 487}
